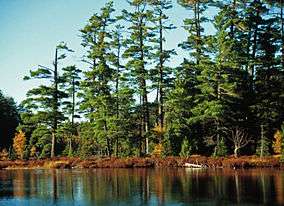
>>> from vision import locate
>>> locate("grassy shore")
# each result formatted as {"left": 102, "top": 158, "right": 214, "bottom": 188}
{"left": 0, "top": 155, "right": 283, "bottom": 169}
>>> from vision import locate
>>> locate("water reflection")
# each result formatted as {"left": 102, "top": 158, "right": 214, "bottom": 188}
{"left": 0, "top": 168, "right": 283, "bottom": 205}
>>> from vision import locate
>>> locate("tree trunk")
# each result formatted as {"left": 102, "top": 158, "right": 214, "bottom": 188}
{"left": 158, "top": 9, "right": 164, "bottom": 142}
{"left": 260, "top": 124, "right": 264, "bottom": 157}
{"left": 51, "top": 132, "right": 55, "bottom": 158}
{"left": 143, "top": 90, "right": 150, "bottom": 155}
{"left": 71, "top": 75, "right": 75, "bottom": 127}
{"left": 139, "top": 95, "right": 143, "bottom": 157}
{"left": 115, "top": 32, "right": 121, "bottom": 157}
{"left": 139, "top": 15, "right": 149, "bottom": 155}
{"left": 68, "top": 138, "right": 72, "bottom": 157}
{"left": 234, "top": 147, "right": 239, "bottom": 158}
{"left": 250, "top": 9, "right": 260, "bottom": 93}
{"left": 51, "top": 48, "right": 58, "bottom": 158}
{"left": 194, "top": 2, "right": 201, "bottom": 65}
{"left": 104, "top": 120, "right": 111, "bottom": 157}
{"left": 215, "top": 72, "right": 221, "bottom": 154}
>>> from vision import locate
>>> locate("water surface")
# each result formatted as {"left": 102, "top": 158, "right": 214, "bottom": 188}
{"left": 0, "top": 168, "right": 283, "bottom": 205}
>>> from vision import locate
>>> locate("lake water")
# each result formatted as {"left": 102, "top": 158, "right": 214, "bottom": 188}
{"left": 0, "top": 168, "right": 283, "bottom": 205}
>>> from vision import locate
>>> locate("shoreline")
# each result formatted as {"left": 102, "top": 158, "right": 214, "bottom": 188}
{"left": 0, "top": 156, "right": 283, "bottom": 170}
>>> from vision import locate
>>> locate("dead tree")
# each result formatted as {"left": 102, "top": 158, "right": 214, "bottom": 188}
{"left": 228, "top": 127, "right": 252, "bottom": 158}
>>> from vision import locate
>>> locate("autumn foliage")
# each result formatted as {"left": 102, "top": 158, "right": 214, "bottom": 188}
{"left": 152, "top": 124, "right": 166, "bottom": 142}
{"left": 152, "top": 144, "right": 164, "bottom": 157}
{"left": 30, "top": 146, "right": 37, "bottom": 158}
{"left": 273, "top": 130, "right": 282, "bottom": 154}
{"left": 13, "top": 130, "right": 26, "bottom": 159}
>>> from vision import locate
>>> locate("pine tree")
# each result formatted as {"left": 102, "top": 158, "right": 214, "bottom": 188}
{"left": 22, "top": 42, "right": 73, "bottom": 158}
{"left": 247, "top": 0, "right": 284, "bottom": 150}
{"left": 122, "top": 0, "right": 155, "bottom": 155}
{"left": 265, "top": 0, "right": 284, "bottom": 68}
{"left": 166, "top": 61, "right": 199, "bottom": 155}
{"left": 199, "top": 1, "right": 240, "bottom": 156}
{"left": 168, "top": 0, "right": 216, "bottom": 155}
{"left": 148, "top": 0, "right": 176, "bottom": 143}
{"left": 256, "top": 124, "right": 270, "bottom": 157}
{"left": 80, "top": 1, "right": 116, "bottom": 156}
{"left": 108, "top": 24, "right": 136, "bottom": 156}
{"left": 61, "top": 65, "right": 82, "bottom": 126}
{"left": 58, "top": 66, "right": 82, "bottom": 156}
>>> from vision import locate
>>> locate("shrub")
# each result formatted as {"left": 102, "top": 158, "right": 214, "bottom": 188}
{"left": 30, "top": 146, "right": 37, "bottom": 158}
{"left": 256, "top": 137, "right": 270, "bottom": 157}
{"left": 152, "top": 124, "right": 166, "bottom": 142}
{"left": 40, "top": 144, "right": 51, "bottom": 159}
{"left": 152, "top": 144, "right": 164, "bottom": 157}
{"left": 213, "top": 138, "right": 227, "bottom": 157}
{"left": 179, "top": 138, "right": 192, "bottom": 157}
{"left": 162, "top": 137, "right": 172, "bottom": 156}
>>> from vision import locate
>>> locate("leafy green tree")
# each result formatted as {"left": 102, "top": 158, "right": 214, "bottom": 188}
{"left": 122, "top": 0, "right": 155, "bottom": 155}
{"left": 166, "top": 0, "right": 213, "bottom": 155}
{"left": 245, "top": 0, "right": 284, "bottom": 151}
{"left": 76, "top": 122, "right": 101, "bottom": 158}
{"left": 28, "top": 125, "right": 52, "bottom": 159}
{"left": 58, "top": 65, "right": 82, "bottom": 156}
{"left": 22, "top": 42, "right": 73, "bottom": 158}
{"left": 108, "top": 25, "right": 136, "bottom": 156}
{"left": 0, "top": 90, "right": 19, "bottom": 149}
{"left": 196, "top": 1, "right": 240, "bottom": 156}
{"left": 264, "top": 0, "right": 284, "bottom": 68}
{"left": 61, "top": 65, "right": 82, "bottom": 126}
{"left": 80, "top": 1, "right": 116, "bottom": 156}
{"left": 15, "top": 0, "right": 284, "bottom": 158}
{"left": 148, "top": 0, "right": 176, "bottom": 142}
{"left": 166, "top": 62, "right": 199, "bottom": 155}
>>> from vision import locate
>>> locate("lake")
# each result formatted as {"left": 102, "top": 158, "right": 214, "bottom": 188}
{"left": 0, "top": 168, "right": 282, "bottom": 205}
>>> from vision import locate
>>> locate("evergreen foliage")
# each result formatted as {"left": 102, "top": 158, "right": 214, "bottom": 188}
{"left": 12, "top": 0, "right": 284, "bottom": 158}
{"left": 0, "top": 90, "right": 19, "bottom": 149}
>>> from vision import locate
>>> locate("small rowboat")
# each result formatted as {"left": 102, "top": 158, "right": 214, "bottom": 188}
{"left": 184, "top": 163, "right": 206, "bottom": 168}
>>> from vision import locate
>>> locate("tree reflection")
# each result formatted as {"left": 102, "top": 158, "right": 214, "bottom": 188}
{"left": 0, "top": 168, "right": 283, "bottom": 205}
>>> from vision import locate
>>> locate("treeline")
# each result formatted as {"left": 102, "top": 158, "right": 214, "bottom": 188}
{"left": 10, "top": 0, "right": 284, "bottom": 159}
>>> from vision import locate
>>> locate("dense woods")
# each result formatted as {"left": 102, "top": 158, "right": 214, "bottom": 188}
{"left": 2, "top": 0, "right": 284, "bottom": 160}
{"left": 0, "top": 91, "right": 19, "bottom": 150}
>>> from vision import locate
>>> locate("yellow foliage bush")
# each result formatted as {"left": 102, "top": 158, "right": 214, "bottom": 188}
{"left": 153, "top": 124, "right": 166, "bottom": 135}
{"left": 273, "top": 130, "right": 282, "bottom": 154}
{"left": 13, "top": 130, "right": 26, "bottom": 159}
{"left": 152, "top": 144, "right": 164, "bottom": 157}
{"left": 30, "top": 146, "right": 37, "bottom": 158}
{"left": 152, "top": 124, "right": 166, "bottom": 142}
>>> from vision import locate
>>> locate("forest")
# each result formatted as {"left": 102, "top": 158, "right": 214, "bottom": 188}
{"left": 1, "top": 0, "right": 284, "bottom": 160}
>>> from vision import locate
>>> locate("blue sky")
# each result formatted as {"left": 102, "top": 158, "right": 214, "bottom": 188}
{"left": 0, "top": 0, "right": 214, "bottom": 104}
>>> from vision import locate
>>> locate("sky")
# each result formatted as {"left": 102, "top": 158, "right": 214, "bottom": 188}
{"left": 0, "top": 0, "right": 213, "bottom": 104}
